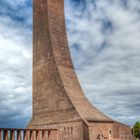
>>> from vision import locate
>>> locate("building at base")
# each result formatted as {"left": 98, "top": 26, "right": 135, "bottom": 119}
{"left": 28, "top": 0, "right": 133, "bottom": 139}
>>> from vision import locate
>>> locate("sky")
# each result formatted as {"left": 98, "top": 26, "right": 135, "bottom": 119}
{"left": 0, "top": 0, "right": 140, "bottom": 128}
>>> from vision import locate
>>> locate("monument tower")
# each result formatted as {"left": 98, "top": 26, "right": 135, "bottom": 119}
{"left": 28, "top": 0, "right": 133, "bottom": 139}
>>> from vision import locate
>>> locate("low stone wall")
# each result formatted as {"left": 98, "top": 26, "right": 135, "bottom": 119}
{"left": 0, "top": 128, "right": 59, "bottom": 140}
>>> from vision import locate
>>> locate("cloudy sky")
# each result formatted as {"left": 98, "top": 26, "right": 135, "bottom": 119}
{"left": 0, "top": 0, "right": 140, "bottom": 128}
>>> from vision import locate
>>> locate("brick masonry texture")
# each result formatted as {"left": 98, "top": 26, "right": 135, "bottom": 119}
{"left": 28, "top": 0, "right": 134, "bottom": 139}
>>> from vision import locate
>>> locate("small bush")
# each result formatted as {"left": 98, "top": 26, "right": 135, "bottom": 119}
{"left": 133, "top": 122, "right": 140, "bottom": 139}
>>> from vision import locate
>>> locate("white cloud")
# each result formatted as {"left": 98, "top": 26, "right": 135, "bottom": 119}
{"left": 65, "top": 0, "right": 140, "bottom": 126}
{"left": 0, "top": 16, "right": 32, "bottom": 127}
{"left": 0, "top": 0, "right": 139, "bottom": 127}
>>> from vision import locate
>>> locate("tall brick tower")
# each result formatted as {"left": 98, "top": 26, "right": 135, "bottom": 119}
{"left": 28, "top": 0, "right": 133, "bottom": 139}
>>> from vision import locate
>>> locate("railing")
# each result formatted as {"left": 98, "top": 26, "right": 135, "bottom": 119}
{"left": 0, "top": 128, "right": 59, "bottom": 140}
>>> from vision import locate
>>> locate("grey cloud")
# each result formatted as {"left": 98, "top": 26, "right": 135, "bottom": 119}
{"left": 0, "top": 0, "right": 140, "bottom": 128}
{"left": 65, "top": 0, "right": 140, "bottom": 126}
{"left": 0, "top": 15, "right": 32, "bottom": 128}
